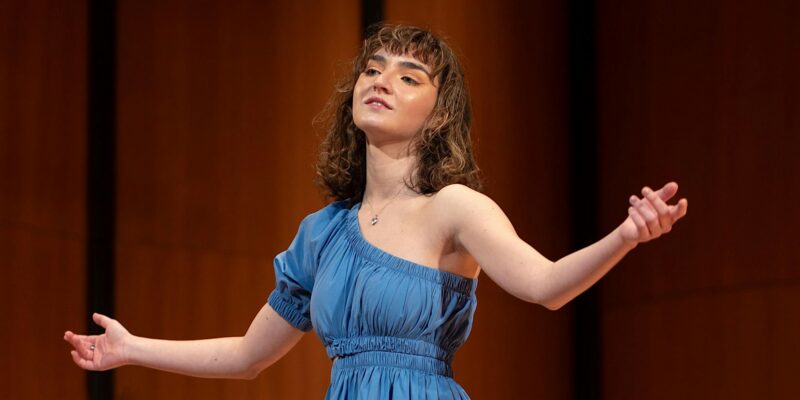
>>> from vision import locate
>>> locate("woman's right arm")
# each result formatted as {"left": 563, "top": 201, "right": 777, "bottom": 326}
{"left": 63, "top": 303, "right": 304, "bottom": 380}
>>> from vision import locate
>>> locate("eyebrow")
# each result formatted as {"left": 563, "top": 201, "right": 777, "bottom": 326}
{"left": 369, "top": 54, "right": 432, "bottom": 77}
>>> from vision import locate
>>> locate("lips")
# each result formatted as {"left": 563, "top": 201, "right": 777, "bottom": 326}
{"left": 364, "top": 96, "right": 393, "bottom": 110}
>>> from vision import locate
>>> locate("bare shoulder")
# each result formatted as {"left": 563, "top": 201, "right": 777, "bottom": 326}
{"left": 432, "top": 184, "right": 502, "bottom": 217}
{"left": 431, "top": 184, "right": 510, "bottom": 238}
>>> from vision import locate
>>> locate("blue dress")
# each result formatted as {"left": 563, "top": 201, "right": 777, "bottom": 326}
{"left": 267, "top": 200, "right": 478, "bottom": 399}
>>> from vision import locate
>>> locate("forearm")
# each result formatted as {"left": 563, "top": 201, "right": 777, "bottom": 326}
{"left": 126, "top": 335, "right": 255, "bottom": 379}
{"left": 544, "top": 224, "right": 637, "bottom": 309}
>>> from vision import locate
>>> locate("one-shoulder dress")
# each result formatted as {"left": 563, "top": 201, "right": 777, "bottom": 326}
{"left": 267, "top": 200, "right": 478, "bottom": 399}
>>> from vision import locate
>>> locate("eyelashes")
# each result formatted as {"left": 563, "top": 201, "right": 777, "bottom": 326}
{"left": 401, "top": 76, "right": 419, "bottom": 85}
{"left": 363, "top": 68, "right": 420, "bottom": 86}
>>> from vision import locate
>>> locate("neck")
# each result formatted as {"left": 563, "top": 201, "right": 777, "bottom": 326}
{"left": 363, "top": 138, "right": 417, "bottom": 204}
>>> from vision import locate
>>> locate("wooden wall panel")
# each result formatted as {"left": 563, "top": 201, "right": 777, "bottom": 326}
{"left": 384, "top": 2, "right": 574, "bottom": 399}
{"left": 597, "top": 0, "right": 800, "bottom": 397}
{"left": 0, "top": 0, "right": 87, "bottom": 398}
{"left": 602, "top": 284, "right": 800, "bottom": 399}
{"left": 115, "top": 1, "right": 360, "bottom": 398}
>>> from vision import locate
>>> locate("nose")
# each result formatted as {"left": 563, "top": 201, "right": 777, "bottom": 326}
{"left": 372, "top": 72, "right": 392, "bottom": 94}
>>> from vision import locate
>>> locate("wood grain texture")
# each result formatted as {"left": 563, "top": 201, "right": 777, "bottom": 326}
{"left": 596, "top": 0, "right": 800, "bottom": 397}
{"left": 115, "top": 1, "right": 359, "bottom": 398}
{"left": 0, "top": 0, "right": 87, "bottom": 398}
{"left": 602, "top": 284, "right": 800, "bottom": 399}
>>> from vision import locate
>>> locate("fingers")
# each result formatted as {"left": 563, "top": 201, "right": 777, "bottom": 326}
{"left": 64, "top": 331, "right": 96, "bottom": 360}
{"left": 643, "top": 187, "right": 671, "bottom": 234}
{"left": 633, "top": 194, "right": 662, "bottom": 237}
{"left": 654, "top": 181, "right": 678, "bottom": 202}
{"left": 673, "top": 198, "right": 688, "bottom": 219}
{"left": 65, "top": 314, "right": 113, "bottom": 371}
{"left": 628, "top": 205, "right": 651, "bottom": 241}
{"left": 70, "top": 350, "right": 96, "bottom": 370}
{"left": 628, "top": 182, "right": 688, "bottom": 243}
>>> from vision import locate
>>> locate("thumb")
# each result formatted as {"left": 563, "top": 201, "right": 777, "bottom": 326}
{"left": 93, "top": 312, "right": 111, "bottom": 329}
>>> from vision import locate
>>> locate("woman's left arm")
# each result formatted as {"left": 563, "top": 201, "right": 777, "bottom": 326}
{"left": 440, "top": 182, "right": 688, "bottom": 310}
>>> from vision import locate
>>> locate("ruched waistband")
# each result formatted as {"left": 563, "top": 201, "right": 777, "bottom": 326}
{"left": 326, "top": 336, "right": 452, "bottom": 361}
{"left": 332, "top": 351, "right": 453, "bottom": 377}
{"left": 327, "top": 336, "right": 455, "bottom": 377}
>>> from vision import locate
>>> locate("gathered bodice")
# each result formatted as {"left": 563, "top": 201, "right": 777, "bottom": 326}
{"left": 268, "top": 201, "right": 478, "bottom": 399}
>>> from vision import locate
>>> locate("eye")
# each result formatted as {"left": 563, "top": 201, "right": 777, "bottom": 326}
{"left": 401, "top": 76, "right": 419, "bottom": 85}
{"left": 364, "top": 68, "right": 380, "bottom": 76}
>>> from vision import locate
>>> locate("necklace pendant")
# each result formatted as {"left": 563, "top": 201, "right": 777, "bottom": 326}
{"left": 370, "top": 215, "right": 379, "bottom": 225}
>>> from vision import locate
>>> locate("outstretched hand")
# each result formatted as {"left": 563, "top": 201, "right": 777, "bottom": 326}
{"left": 63, "top": 313, "right": 132, "bottom": 371}
{"left": 620, "top": 181, "right": 688, "bottom": 245}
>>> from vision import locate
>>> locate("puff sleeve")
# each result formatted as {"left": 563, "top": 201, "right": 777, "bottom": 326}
{"left": 267, "top": 202, "right": 346, "bottom": 332}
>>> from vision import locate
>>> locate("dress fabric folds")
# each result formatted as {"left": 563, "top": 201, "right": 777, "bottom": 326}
{"left": 268, "top": 200, "right": 478, "bottom": 399}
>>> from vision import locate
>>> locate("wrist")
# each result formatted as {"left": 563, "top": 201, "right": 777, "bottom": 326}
{"left": 614, "top": 224, "right": 639, "bottom": 252}
{"left": 123, "top": 334, "right": 142, "bottom": 366}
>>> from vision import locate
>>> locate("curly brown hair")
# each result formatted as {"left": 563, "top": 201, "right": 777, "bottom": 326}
{"left": 315, "top": 24, "right": 482, "bottom": 204}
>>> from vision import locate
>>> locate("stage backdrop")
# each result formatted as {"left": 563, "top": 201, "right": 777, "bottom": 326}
{"left": 0, "top": 0, "right": 88, "bottom": 399}
{"left": 595, "top": 1, "right": 800, "bottom": 398}
{"left": 114, "top": 1, "right": 360, "bottom": 398}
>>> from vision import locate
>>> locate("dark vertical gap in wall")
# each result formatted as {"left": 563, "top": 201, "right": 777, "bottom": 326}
{"left": 87, "top": 0, "right": 116, "bottom": 398}
{"left": 361, "top": 0, "right": 384, "bottom": 38}
{"left": 567, "top": 0, "right": 601, "bottom": 399}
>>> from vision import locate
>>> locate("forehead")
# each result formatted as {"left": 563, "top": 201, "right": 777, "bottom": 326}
{"left": 370, "top": 48, "right": 430, "bottom": 65}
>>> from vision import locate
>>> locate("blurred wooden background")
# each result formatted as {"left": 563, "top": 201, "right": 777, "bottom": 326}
{"left": 2, "top": 0, "right": 798, "bottom": 399}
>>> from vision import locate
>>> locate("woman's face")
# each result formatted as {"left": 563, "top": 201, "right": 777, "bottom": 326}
{"left": 352, "top": 49, "right": 438, "bottom": 144}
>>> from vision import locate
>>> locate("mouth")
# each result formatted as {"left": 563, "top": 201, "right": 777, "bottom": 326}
{"left": 364, "top": 97, "right": 393, "bottom": 110}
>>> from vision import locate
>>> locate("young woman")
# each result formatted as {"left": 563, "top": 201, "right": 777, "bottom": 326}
{"left": 64, "top": 24, "right": 688, "bottom": 399}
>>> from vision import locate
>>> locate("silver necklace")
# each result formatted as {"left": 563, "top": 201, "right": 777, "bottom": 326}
{"left": 364, "top": 187, "right": 404, "bottom": 226}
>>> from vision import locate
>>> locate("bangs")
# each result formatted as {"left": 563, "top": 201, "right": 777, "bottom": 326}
{"left": 362, "top": 25, "right": 449, "bottom": 78}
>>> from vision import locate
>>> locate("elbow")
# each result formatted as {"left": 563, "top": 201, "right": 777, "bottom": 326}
{"left": 240, "top": 365, "right": 261, "bottom": 380}
{"left": 524, "top": 294, "right": 565, "bottom": 311}
{"left": 236, "top": 358, "right": 264, "bottom": 380}
{"left": 519, "top": 290, "right": 564, "bottom": 311}
{"left": 537, "top": 293, "right": 569, "bottom": 311}
{"left": 240, "top": 357, "right": 277, "bottom": 380}
{"left": 533, "top": 269, "right": 570, "bottom": 311}
{"left": 518, "top": 274, "right": 569, "bottom": 310}
{"left": 243, "top": 372, "right": 260, "bottom": 381}
{"left": 542, "top": 300, "right": 566, "bottom": 311}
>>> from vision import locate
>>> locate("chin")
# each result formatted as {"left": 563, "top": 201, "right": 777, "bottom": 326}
{"left": 362, "top": 128, "right": 417, "bottom": 146}
{"left": 355, "top": 118, "right": 391, "bottom": 137}
{"left": 354, "top": 117, "right": 420, "bottom": 144}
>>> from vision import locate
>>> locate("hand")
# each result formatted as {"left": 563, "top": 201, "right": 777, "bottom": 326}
{"left": 619, "top": 181, "right": 688, "bottom": 246}
{"left": 63, "top": 313, "right": 133, "bottom": 371}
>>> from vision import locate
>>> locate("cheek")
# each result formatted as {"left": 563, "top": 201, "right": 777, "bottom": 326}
{"left": 352, "top": 78, "right": 365, "bottom": 107}
{"left": 404, "top": 92, "right": 437, "bottom": 122}
{"left": 353, "top": 75, "right": 368, "bottom": 92}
